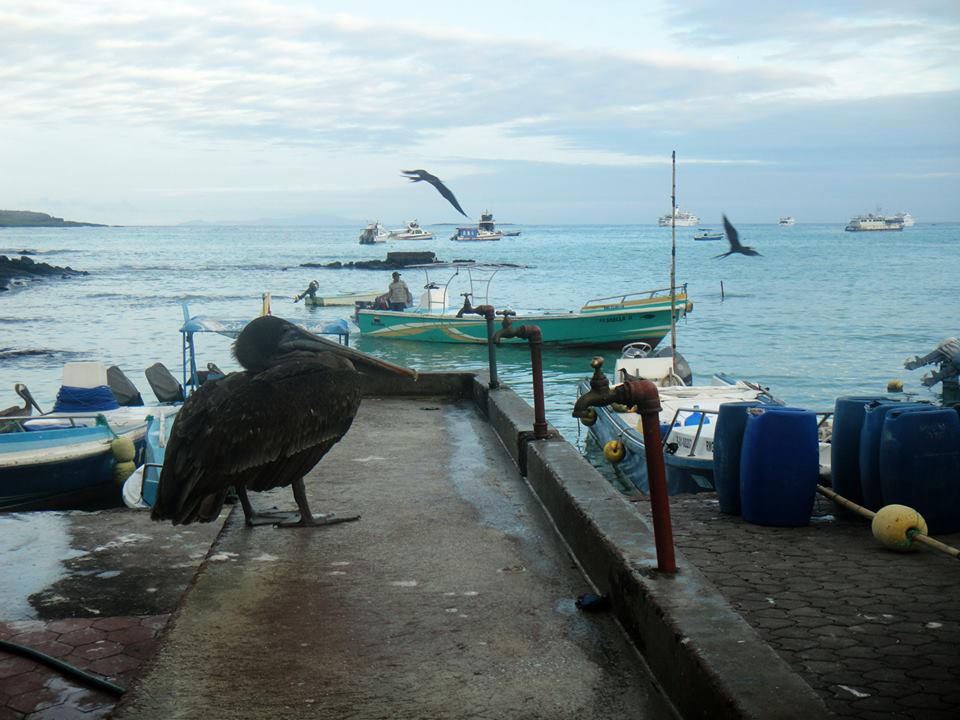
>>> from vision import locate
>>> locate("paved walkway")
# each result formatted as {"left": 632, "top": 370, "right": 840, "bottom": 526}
{"left": 112, "top": 397, "right": 674, "bottom": 719}
{"left": 629, "top": 491, "right": 960, "bottom": 719}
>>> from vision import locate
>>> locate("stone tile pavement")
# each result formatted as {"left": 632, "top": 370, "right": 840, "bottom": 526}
{"left": 0, "top": 615, "right": 168, "bottom": 719}
{"left": 629, "top": 491, "right": 960, "bottom": 720}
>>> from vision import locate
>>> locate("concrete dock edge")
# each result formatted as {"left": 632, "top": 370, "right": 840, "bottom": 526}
{"left": 478, "top": 377, "right": 831, "bottom": 719}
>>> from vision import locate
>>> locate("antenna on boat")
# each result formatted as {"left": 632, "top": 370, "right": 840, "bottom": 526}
{"left": 669, "top": 151, "right": 677, "bottom": 376}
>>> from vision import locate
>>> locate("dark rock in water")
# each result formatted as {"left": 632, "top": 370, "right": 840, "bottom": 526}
{"left": 0, "top": 254, "right": 89, "bottom": 292}
{"left": 302, "top": 250, "right": 452, "bottom": 271}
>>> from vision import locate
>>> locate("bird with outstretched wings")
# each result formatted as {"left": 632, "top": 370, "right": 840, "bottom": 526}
{"left": 715, "top": 215, "right": 761, "bottom": 258}
{"left": 401, "top": 169, "right": 468, "bottom": 217}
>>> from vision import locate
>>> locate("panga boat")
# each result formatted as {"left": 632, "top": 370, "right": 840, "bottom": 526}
{"left": 0, "top": 362, "right": 179, "bottom": 512}
{"left": 353, "top": 264, "right": 691, "bottom": 348}
{"left": 693, "top": 228, "right": 723, "bottom": 241}
{"left": 389, "top": 220, "right": 434, "bottom": 240}
{"left": 304, "top": 290, "right": 380, "bottom": 307}
{"left": 359, "top": 221, "right": 388, "bottom": 244}
{"left": 576, "top": 345, "right": 784, "bottom": 494}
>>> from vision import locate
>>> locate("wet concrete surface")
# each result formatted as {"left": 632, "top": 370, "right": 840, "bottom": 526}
{"left": 113, "top": 397, "right": 676, "bottom": 719}
{"left": 0, "top": 507, "right": 226, "bottom": 718}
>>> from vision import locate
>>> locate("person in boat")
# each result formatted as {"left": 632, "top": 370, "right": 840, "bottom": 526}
{"left": 294, "top": 280, "right": 320, "bottom": 303}
{"left": 387, "top": 271, "right": 413, "bottom": 311}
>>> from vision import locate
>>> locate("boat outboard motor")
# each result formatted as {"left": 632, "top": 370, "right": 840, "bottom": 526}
{"left": 107, "top": 365, "right": 145, "bottom": 406}
{"left": 144, "top": 362, "right": 185, "bottom": 404}
{"left": 655, "top": 347, "right": 693, "bottom": 386}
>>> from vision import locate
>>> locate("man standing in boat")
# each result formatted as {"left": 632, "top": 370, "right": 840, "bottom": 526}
{"left": 387, "top": 271, "right": 413, "bottom": 311}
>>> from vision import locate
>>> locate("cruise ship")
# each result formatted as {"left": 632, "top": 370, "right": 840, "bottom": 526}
{"left": 658, "top": 208, "right": 699, "bottom": 227}
{"left": 845, "top": 214, "right": 904, "bottom": 232}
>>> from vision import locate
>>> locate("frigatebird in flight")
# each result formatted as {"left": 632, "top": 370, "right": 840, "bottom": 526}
{"left": 401, "top": 169, "right": 469, "bottom": 218}
{"left": 151, "top": 315, "right": 417, "bottom": 529}
{"left": 715, "top": 215, "right": 761, "bottom": 258}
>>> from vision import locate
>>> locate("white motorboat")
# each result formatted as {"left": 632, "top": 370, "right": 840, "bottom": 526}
{"left": 778, "top": 216, "right": 796, "bottom": 226}
{"left": 658, "top": 208, "right": 699, "bottom": 227}
{"left": 359, "top": 221, "right": 388, "bottom": 244}
{"left": 389, "top": 220, "right": 434, "bottom": 240}
{"left": 693, "top": 228, "right": 723, "bottom": 241}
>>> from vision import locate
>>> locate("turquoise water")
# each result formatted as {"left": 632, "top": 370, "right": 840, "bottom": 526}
{"left": 1, "top": 222, "right": 957, "bottom": 453}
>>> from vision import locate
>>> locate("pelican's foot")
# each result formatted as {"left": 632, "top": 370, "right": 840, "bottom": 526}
{"left": 244, "top": 509, "right": 301, "bottom": 527}
{"left": 275, "top": 512, "right": 361, "bottom": 529}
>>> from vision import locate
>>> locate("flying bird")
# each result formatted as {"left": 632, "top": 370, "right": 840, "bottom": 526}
{"left": 401, "top": 169, "right": 469, "bottom": 217}
{"left": 151, "top": 315, "right": 417, "bottom": 529}
{"left": 715, "top": 215, "right": 761, "bottom": 258}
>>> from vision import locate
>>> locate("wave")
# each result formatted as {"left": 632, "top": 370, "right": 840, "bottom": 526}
{"left": 0, "top": 347, "right": 83, "bottom": 360}
{"left": 0, "top": 248, "right": 77, "bottom": 256}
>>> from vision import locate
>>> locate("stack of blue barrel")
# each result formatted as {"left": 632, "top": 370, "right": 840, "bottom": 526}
{"left": 831, "top": 397, "right": 960, "bottom": 534}
{"left": 714, "top": 404, "right": 820, "bottom": 526}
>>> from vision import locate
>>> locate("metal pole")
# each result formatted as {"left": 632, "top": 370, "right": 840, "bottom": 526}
{"left": 484, "top": 311, "right": 500, "bottom": 389}
{"left": 669, "top": 150, "right": 677, "bottom": 377}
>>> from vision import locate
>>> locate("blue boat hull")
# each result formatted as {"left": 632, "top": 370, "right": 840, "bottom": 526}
{"left": 0, "top": 424, "right": 146, "bottom": 512}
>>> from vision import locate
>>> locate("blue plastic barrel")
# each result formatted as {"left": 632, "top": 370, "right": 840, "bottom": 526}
{"left": 740, "top": 407, "right": 819, "bottom": 527}
{"left": 859, "top": 402, "right": 933, "bottom": 511}
{"left": 830, "top": 396, "right": 891, "bottom": 505}
{"left": 879, "top": 408, "right": 960, "bottom": 534}
{"left": 712, "top": 401, "right": 764, "bottom": 515}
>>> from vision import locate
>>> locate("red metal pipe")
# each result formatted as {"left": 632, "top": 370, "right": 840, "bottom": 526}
{"left": 493, "top": 321, "right": 548, "bottom": 439}
{"left": 614, "top": 380, "right": 677, "bottom": 573}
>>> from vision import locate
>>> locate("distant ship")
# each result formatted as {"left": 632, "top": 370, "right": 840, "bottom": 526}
{"left": 658, "top": 208, "right": 699, "bottom": 227}
{"left": 889, "top": 211, "right": 915, "bottom": 227}
{"left": 778, "top": 216, "right": 796, "bottom": 226}
{"left": 845, "top": 214, "right": 904, "bottom": 232}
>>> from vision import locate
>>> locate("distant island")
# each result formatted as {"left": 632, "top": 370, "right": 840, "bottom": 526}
{"left": 0, "top": 210, "right": 106, "bottom": 227}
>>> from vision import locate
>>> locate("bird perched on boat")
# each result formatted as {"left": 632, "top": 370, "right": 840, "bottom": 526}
{"left": 151, "top": 315, "right": 417, "bottom": 528}
{"left": 715, "top": 215, "right": 761, "bottom": 258}
{"left": 0, "top": 383, "right": 43, "bottom": 418}
{"left": 401, "top": 169, "right": 469, "bottom": 217}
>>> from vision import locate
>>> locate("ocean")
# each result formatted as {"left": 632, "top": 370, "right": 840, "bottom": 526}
{"left": 1, "top": 221, "right": 956, "bottom": 458}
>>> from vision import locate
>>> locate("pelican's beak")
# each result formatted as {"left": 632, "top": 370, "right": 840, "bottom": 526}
{"left": 283, "top": 326, "right": 418, "bottom": 379}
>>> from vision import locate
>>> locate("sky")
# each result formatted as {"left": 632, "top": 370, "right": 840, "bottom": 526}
{"left": 2, "top": 0, "right": 958, "bottom": 225}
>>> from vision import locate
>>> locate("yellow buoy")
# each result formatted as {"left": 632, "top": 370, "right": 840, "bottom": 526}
{"left": 603, "top": 439, "right": 626, "bottom": 463}
{"left": 111, "top": 437, "right": 136, "bottom": 463}
{"left": 871, "top": 504, "right": 928, "bottom": 551}
{"left": 887, "top": 379, "right": 904, "bottom": 393}
{"left": 114, "top": 460, "right": 137, "bottom": 485}
{"left": 580, "top": 408, "right": 597, "bottom": 427}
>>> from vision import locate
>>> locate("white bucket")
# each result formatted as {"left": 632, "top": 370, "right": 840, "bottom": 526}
{"left": 62, "top": 361, "right": 108, "bottom": 388}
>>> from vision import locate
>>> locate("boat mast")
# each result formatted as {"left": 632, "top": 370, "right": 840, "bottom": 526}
{"left": 669, "top": 151, "right": 677, "bottom": 375}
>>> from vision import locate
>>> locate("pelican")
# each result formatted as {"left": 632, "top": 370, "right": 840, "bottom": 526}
{"left": 0, "top": 383, "right": 43, "bottom": 417}
{"left": 401, "top": 169, "right": 469, "bottom": 217}
{"left": 715, "top": 215, "right": 761, "bottom": 258}
{"left": 151, "top": 315, "right": 417, "bottom": 528}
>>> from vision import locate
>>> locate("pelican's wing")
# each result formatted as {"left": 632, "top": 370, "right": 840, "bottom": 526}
{"left": 427, "top": 176, "right": 468, "bottom": 217}
{"left": 722, "top": 215, "right": 743, "bottom": 250}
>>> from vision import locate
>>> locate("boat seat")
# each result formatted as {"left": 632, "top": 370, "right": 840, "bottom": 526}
{"left": 144, "top": 363, "right": 185, "bottom": 404}
{"left": 107, "top": 365, "right": 145, "bottom": 406}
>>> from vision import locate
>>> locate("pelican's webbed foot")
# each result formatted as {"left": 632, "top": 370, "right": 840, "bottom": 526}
{"left": 276, "top": 512, "right": 361, "bottom": 529}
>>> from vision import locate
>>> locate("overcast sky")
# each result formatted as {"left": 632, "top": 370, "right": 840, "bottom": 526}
{"left": 2, "top": 0, "right": 958, "bottom": 225}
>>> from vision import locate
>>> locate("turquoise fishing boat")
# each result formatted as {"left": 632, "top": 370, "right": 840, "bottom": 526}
{"left": 353, "top": 265, "right": 690, "bottom": 348}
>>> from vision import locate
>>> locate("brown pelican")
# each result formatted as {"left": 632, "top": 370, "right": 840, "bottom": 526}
{"left": 401, "top": 169, "right": 469, "bottom": 217}
{"left": 151, "top": 315, "right": 417, "bottom": 528}
{"left": 0, "top": 383, "right": 43, "bottom": 417}
{"left": 715, "top": 215, "right": 761, "bottom": 258}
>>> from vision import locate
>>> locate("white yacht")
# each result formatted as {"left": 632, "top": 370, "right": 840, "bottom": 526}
{"left": 388, "top": 220, "right": 434, "bottom": 240}
{"left": 845, "top": 214, "right": 904, "bottom": 232}
{"left": 450, "top": 210, "right": 506, "bottom": 241}
{"left": 658, "top": 208, "right": 699, "bottom": 227}
{"left": 778, "top": 216, "right": 796, "bottom": 226}
{"left": 889, "top": 212, "right": 915, "bottom": 227}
